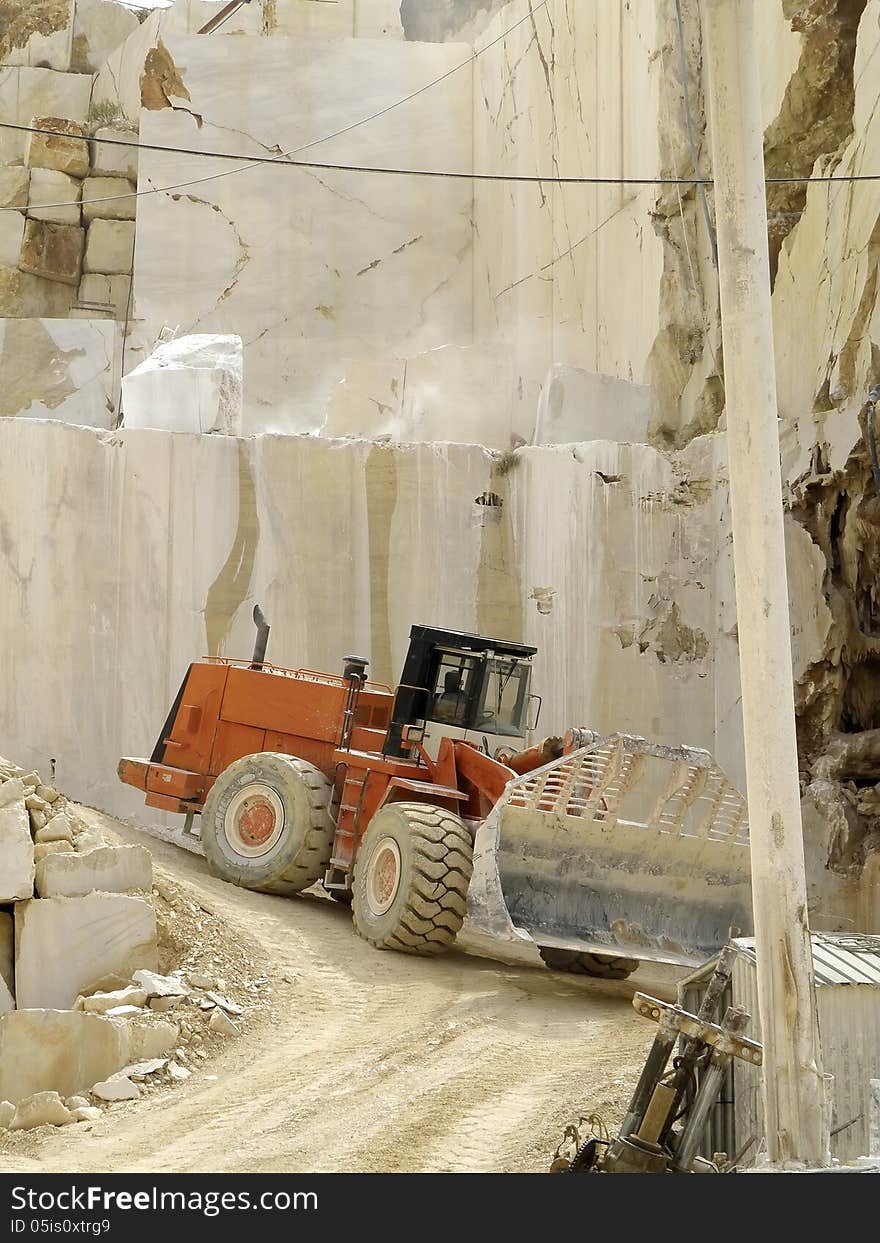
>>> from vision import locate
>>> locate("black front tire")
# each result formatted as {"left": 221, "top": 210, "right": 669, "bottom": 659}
{"left": 352, "top": 801, "right": 473, "bottom": 956}
{"left": 539, "top": 946, "right": 639, "bottom": 981}
{"left": 200, "top": 753, "right": 334, "bottom": 896}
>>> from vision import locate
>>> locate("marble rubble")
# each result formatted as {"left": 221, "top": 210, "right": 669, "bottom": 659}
{"left": 0, "top": 755, "right": 175, "bottom": 1116}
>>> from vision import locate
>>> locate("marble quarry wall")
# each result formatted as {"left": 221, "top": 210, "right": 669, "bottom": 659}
{"left": 4, "top": 0, "right": 880, "bottom": 927}
{"left": 0, "top": 416, "right": 735, "bottom": 814}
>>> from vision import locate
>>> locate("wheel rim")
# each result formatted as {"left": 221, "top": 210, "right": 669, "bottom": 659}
{"left": 224, "top": 784, "right": 285, "bottom": 858}
{"left": 365, "top": 836, "right": 401, "bottom": 915}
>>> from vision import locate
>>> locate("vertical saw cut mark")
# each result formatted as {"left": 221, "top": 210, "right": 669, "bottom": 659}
{"left": 204, "top": 444, "right": 259, "bottom": 658}
{"left": 365, "top": 444, "right": 397, "bottom": 687}
{"left": 477, "top": 471, "right": 524, "bottom": 643}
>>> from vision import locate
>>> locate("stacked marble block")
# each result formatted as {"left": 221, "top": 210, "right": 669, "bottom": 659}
{"left": 8, "top": 117, "right": 137, "bottom": 320}
{"left": 0, "top": 755, "right": 159, "bottom": 1103}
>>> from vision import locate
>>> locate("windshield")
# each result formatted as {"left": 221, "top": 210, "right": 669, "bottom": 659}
{"left": 475, "top": 658, "right": 530, "bottom": 737}
{"left": 427, "top": 654, "right": 481, "bottom": 727}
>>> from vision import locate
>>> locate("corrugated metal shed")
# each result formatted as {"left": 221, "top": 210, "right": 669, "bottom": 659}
{"left": 731, "top": 934, "right": 880, "bottom": 986}
{"left": 680, "top": 933, "right": 880, "bottom": 1165}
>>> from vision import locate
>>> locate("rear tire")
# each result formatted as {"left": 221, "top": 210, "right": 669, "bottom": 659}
{"left": 538, "top": 946, "right": 639, "bottom": 981}
{"left": 352, "top": 801, "right": 473, "bottom": 957}
{"left": 200, "top": 753, "right": 334, "bottom": 896}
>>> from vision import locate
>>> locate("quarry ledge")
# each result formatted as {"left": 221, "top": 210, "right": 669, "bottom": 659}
{"left": 0, "top": 416, "right": 724, "bottom": 469}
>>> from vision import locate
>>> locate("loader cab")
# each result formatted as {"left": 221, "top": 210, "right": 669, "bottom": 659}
{"left": 384, "top": 625, "right": 537, "bottom": 761}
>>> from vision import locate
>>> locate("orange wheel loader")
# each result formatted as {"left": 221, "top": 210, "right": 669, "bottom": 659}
{"left": 119, "top": 609, "right": 753, "bottom": 979}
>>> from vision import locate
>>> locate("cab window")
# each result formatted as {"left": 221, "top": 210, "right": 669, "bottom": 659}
{"left": 476, "top": 659, "right": 530, "bottom": 737}
{"left": 428, "top": 654, "right": 479, "bottom": 727}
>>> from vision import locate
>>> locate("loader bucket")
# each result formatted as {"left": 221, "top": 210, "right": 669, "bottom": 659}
{"left": 466, "top": 734, "right": 752, "bottom": 968}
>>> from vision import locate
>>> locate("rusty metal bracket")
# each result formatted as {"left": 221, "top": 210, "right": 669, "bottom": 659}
{"left": 633, "top": 992, "right": 763, "bottom": 1066}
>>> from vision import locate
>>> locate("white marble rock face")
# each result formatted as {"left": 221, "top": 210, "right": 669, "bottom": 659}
{"left": 0, "top": 167, "right": 29, "bottom": 210}
{"left": 71, "top": 0, "right": 140, "bottom": 73}
{"left": 533, "top": 367, "right": 653, "bottom": 446}
{"left": 324, "top": 343, "right": 549, "bottom": 448}
{"left": 0, "top": 318, "right": 117, "bottom": 427}
{"left": 133, "top": 34, "right": 474, "bottom": 435}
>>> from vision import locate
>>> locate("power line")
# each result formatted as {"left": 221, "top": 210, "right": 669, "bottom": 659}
{"left": 6, "top": 118, "right": 880, "bottom": 215}
{"left": 0, "top": 0, "right": 551, "bottom": 212}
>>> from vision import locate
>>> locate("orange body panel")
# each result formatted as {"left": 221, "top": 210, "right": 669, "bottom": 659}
{"left": 160, "top": 664, "right": 228, "bottom": 774}
{"left": 211, "top": 721, "right": 266, "bottom": 777}
{"left": 146, "top": 764, "right": 205, "bottom": 800}
{"left": 118, "top": 757, "right": 148, "bottom": 790}
{"left": 263, "top": 731, "right": 332, "bottom": 774}
{"left": 221, "top": 666, "right": 346, "bottom": 745}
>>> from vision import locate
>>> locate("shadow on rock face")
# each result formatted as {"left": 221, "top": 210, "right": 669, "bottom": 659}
{"left": 399, "top": 0, "right": 510, "bottom": 42}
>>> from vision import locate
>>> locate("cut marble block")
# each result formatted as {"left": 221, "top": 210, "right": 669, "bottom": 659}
{"left": 533, "top": 366, "right": 653, "bottom": 446}
{"left": 0, "top": 1009, "right": 131, "bottom": 1104}
{"left": 83, "top": 219, "right": 135, "bottom": 275}
{"left": 18, "top": 219, "right": 83, "bottom": 285}
{"left": 0, "top": 71, "right": 92, "bottom": 165}
{"left": 91, "top": 127, "right": 138, "bottom": 182}
{"left": 78, "top": 272, "right": 131, "bottom": 319}
{"left": 122, "top": 334, "right": 243, "bottom": 435}
{"left": 27, "top": 168, "right": 81, "bottom": 226}
{"left": 25, "top": 117, "right": 89, "bottom": 179}
{"left": 14, "top": 893, "right": 158, "bottom": 1010}
{"left": 82, "top": 177, "right": 136, "bottom": 223}
{"left": 0, "top": 779, "right": 34, "bottom": 903}
{"left": 35, "top": 844, "right": 152, "bottom": 898}
{"left": 0, "top": 265, "right": 76, "bottom": 317}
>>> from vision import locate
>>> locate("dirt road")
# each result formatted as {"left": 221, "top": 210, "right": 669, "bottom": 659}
{"left": 1, "top": 815, "right": 678, "bottom": 1174}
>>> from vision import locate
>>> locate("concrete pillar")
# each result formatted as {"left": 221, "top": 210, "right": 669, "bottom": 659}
{"left": 700, "top": 0, "right": 827, "bottom": 1165}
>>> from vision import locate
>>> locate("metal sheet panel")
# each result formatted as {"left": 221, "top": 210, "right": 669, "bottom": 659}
{"left": 730, "top": 933, "right": 880, "bottom": 986}
{"left": 696, "top": 935, "right": 880, "bottom": 1165}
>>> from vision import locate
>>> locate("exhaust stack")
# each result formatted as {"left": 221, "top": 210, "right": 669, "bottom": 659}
{"left": 250, "top": 605, "right": 270, "bottom": 669}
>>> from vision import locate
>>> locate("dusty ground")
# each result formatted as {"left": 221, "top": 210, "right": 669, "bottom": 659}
{"left": 0, "top": 811, "right": 682, "bottom": 1174}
